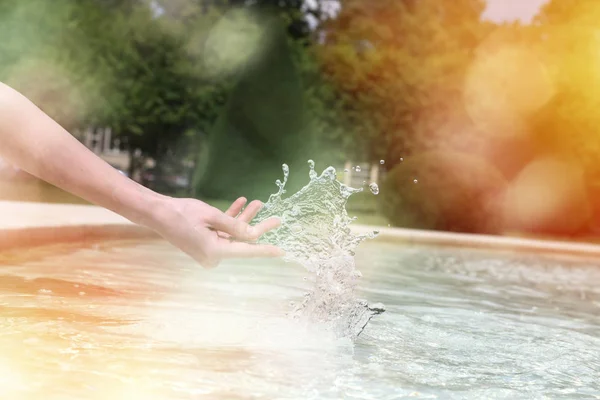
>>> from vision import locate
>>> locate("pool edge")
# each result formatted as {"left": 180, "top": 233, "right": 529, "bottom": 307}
{"left": 2, "top": 201, "right": 600, "bottom": 258}
{"left": 0, "top": 224, "right": 159, "bottom": 251}
{"left": 354, "top": 226, "right": 600, "bottom": 258}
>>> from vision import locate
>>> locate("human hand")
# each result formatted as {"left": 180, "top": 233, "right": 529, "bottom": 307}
{"left": 150, "top": 196, "right": 283, "bottom": 268}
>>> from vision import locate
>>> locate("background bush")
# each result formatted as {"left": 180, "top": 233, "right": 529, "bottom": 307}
{"left": 379, "top": 150, "right": 508, "bottom": 233}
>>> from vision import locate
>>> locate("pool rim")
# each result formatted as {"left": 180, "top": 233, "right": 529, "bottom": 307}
{"left": 1, "top": 200, "right": 600, "bottom": 259}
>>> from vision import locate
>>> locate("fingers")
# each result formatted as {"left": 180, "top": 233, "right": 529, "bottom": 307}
{"left": 225, "top": 197, "right": 247, "bottom": 217}
{"left": 252, "top": 217, "right": 281, "bottom": 237}
{"left": 210, "top": 212, "right": 281, "bottom": 242}
{"left": 238, "top": 200, "right": 263, "bottom": 222}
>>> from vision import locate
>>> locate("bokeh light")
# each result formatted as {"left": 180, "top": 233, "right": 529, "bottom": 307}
{"left": 202, "top": 8, "right": 268, "bottom": 78}
{"left": 465, "top": 41, "right": 554, "bottom": 140}
{"left": 503, "top": 156, "right": 592, "bottom": 234}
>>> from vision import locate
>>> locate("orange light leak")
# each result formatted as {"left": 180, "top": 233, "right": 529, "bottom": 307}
{"left": 465, "top": 42, "right": 554, "bottom": 141}
{"left": 0, "top": 321, "right": 171, "bottom": 399}
{"left": 317, "top": 0, "right": 600, "bottom": 233}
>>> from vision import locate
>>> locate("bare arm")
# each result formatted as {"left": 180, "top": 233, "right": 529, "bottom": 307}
{"left": 0, "top": 82, "right": 282, "bottom": 267}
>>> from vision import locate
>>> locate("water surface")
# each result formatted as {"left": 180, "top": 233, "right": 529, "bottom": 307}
{"left": 1, "top": 240, "right": 599, "bottom": 399}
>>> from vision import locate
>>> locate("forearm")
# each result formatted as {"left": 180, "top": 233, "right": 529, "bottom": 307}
{"left": 0, "top": 82, "right": 167, "bottom": 227}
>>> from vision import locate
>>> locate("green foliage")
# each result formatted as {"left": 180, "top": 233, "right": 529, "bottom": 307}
{"left": 379, "top": 150, "right": 508, "bottom": 233}
{"left": 191, "top": 2, "right": 364, "bottom": 201}
{"left": 193, "top": 9, "right": 310, "bottom": 201}
{"left": 0, "top": 0, "right": 228, "bottom": 164}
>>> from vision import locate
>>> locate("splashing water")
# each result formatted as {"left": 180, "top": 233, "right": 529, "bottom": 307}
{"left": 369, "top": 183, "right": 379, "bottom": 195}
{"left": 253, "top": 161, "right": 385, "bottom": 339}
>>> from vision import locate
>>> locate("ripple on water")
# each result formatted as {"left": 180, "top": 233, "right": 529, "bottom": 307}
{"left": 1, "top": 241, "right": 600, "bottom": 398}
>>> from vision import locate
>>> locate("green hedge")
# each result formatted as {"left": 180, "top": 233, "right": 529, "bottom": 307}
{"left": 379, "top": 150, "right": 508, "bottom": 233}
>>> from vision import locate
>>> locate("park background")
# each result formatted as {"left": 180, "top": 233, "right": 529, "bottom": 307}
{"left": 1, "top": 0, "right": 600, "bottom": 240}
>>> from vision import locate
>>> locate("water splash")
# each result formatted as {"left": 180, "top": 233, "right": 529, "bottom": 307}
{"left": 369, "top": 183, "right": 379, "bottom": 195}
{"left": 254, "top": 161, "right": 385, "bottom": 339}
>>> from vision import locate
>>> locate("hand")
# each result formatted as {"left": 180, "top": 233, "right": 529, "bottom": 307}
{"left": 149, "top": 196, "right": 283, "bottom": 268}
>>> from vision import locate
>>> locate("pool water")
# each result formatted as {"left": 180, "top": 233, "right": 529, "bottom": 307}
{"left": 1, "top": 239, "right": 599, "bottom": 399}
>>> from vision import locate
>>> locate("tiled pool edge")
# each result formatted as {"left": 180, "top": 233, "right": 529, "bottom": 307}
{"left": 2, "top": 201, "right": 600, "bottom": 258}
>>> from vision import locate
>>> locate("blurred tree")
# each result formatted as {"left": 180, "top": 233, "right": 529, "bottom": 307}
{"left": 192, "top": 8, "right": 310, "bottom": 200}
{"left": 533, "top": 1, "right": 600, "bottom": 176}
{"left": 190, "top": 0, "right": 356, "bottom": 200}
{"left": 525, "top": 0, "right": 600, "bottom": 231}
{"left": 380, "top": 150, "right": 507, "bottom": 233}
{"left": 0, "top": 0, "right": 227, "bottom": 180}
{"left": 316, "top": 0, "right": 488, "bottom": 167}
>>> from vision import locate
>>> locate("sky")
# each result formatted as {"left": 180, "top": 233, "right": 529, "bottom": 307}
{"left": 482, "top": 0, "right": 550, "bottom": 24}
{"left": 150, "top": 0, "right": 550, "bottom": 27}
{"left": 303, "top": 0, "right": 551, "bottom": 28}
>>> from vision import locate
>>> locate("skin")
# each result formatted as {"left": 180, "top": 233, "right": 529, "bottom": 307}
{"left": 0, "top": 82, "right": 283, "bottom": 268}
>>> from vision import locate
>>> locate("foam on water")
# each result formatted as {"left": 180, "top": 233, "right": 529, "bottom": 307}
{"left": 254, "top": 160, "right": 385, "bottom": 339}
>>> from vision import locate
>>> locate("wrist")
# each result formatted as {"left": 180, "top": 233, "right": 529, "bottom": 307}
{"left": 137, "top": 192, "right": 174, "bottom": 231}
{"left": 111, "top": 181, "right": 173, "bottom": 231}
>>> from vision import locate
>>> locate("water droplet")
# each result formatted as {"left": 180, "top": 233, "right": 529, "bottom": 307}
{"left": 380, "top": 160, "right": 385, "bottom": 165}
{"left": 362, "top": 180, "right": 367, "bottom": 185}
{"left": 369, "top": 183, "right": 379, "bottom": 195}
{"left": 387, "top": 224, "right": 391, "bottom": 227}
{"left": 413, "top": 179, "right": 418, "bottom": 184}
{"left": 324, "top": 167, "right": 336, "bottom": 180}
{"left": 400, "top": 157, "right": 404, "bottom": 162}
{"left": 308, "top": 159, "right": 317, "bottom": 179}
{"left": 290, "top": 224, "right": 303, "bottom": 234}
{"left": 344, "top": 168, "right": 349, "bottom": 173}
{"left": 355, "top": 166, "right": 361, "bottom": 172}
